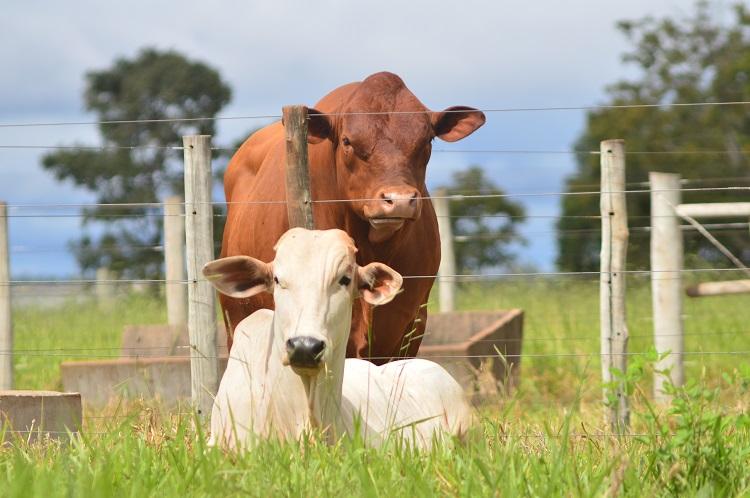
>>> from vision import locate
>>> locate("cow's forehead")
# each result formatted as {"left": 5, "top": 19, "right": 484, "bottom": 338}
{"left": 274, "top": 229, "right": 356, "bottom": 273}
{"left": 341, "top": 113, "right": 432, "bottom": 145}
{"left": 340, "top": 77, "right": 432, "bottom": 144}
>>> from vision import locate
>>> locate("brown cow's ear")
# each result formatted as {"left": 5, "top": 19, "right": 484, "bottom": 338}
{"left": 306, "top": 107, "right": 333, "bottom": 144}
{"left": 356, "top": 262, "right": 403, "bottom": 306}
{"left": 432, "top": 106, "right": 486, "bottom": 142}
{"left": 202, "top": 256, "right": 273, "bottom": 298}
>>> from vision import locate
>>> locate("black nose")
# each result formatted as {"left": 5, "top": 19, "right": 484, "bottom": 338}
{"left": 286, "top": 336, "right": 326, "bottom": 368}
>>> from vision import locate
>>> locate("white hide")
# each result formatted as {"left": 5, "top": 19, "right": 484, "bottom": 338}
{"left": 206, "top": 228, "right": 471, "bottom": 449}
{"left": 341, "top": 358, "right": 472, "bottom": 447}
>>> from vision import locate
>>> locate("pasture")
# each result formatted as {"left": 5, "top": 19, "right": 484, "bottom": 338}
{"left": 2, "top": 277, "right": 749, "bottom": 496}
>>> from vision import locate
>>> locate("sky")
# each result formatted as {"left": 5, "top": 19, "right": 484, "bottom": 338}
{"left": 0, "top": 0, "right": 724, "bottom": 277}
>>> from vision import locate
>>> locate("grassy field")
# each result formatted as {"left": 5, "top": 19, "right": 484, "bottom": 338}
{"left": 2, "top": 277, "right": 750, "bottom": 496}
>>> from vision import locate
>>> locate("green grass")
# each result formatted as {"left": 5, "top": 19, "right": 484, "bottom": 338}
{"left": 3, "top": 279, "right": 750, "bottom": 496}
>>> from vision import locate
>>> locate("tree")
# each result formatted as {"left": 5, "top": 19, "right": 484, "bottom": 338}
{"left": 439, "top": 166, "right": 525, "bottom": 273}
{"left": 558, "top": 2, "right": 750, "bottom": 271}
{"left": 42, "top": 48, "right": 232, "bottom": 279}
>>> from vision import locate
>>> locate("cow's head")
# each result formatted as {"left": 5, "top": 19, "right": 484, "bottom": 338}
{"left": 305, "top": 72, "right": 485, "bottom": 243}
{"left": 203, "top": 228, "right": 402, "bottom": 375}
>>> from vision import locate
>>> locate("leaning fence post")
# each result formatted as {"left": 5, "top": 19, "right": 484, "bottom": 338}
{"left": 433, "top": 189, "right": 456, "bottom": 312}
{"left": 600, "top": 139, "right": 629, "bottom": 431}
{"left": 183, "top": 135, "right": 218, "bottom": 418}
{"left": 649, "top": 172, "right": 684, "bottom": 402}
{"left": 282, "top": 105, "right": 315, "bottom": 229}
{"left": 0, "top": 202, "right": 12, "bottom": 389}
{"left": 164, "top": 195, "right": 187, "bottom": 326}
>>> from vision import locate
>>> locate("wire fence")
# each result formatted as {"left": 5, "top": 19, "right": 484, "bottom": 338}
{"left": 2, "top": 98, "right": 750, "bottom": 128}
{"left": 2, "top": 102, "right": 749, "bottom": 439}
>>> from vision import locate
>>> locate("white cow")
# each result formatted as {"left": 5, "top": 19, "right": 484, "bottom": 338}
{"left": 203, "top": 228, "right": 471, "bottom": 449}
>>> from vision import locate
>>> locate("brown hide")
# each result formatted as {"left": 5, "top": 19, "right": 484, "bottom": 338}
{"left": 220, "top": 72, "right": 485, "bottom": 364}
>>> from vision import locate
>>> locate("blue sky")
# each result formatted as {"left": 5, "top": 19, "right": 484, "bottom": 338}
{"left": 0, "top": 0, "right": 716, "bottom": 277}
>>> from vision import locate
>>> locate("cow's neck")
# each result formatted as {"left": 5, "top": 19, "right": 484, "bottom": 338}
{"left": 269, "top": 317, "right": 349, "bottom": 440}
{"left": 343, "top": 211, "right": 413, "bottom": 264}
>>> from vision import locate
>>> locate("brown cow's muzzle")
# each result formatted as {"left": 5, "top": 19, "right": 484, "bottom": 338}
{"left": 363, "top": 188, "right": 422, "bottom": 243}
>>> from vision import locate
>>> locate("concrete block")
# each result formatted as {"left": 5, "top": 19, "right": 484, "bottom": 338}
{"left": 0, "top": 390, "right": 81, "bottom": 442}
{"left": 61, "top": 357, "right": 228, "bottom": 406}
{"left": 417, "top": 309, "right": 523, "bottom": 397}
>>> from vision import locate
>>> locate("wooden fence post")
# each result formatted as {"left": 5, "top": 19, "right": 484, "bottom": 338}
{"left": 183, "top": 135, "right": 218, "bottom": 418}
{"left": 283, "top": 105, "right": 315, "bottom": 229}
{"left": 0, "top": 202, "right": 12, "bottom": 389}
{"left": 600, "top": 139, "right": 629, "bottom": 430}
{"left": 95, "top": 267, "right": 115, "bottom": 308}
{"left": 164, "top": 195, "right": 187, "bottom": 326}
{"left": 433, "top": 189, "right": 456, "bottom": 312}
{"left": 649, "top": 172, "right": 684, "bottom": 402}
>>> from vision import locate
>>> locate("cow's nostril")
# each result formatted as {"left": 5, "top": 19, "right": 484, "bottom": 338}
{"left": 310, "top": 339, "right": 326, "bottom": 357}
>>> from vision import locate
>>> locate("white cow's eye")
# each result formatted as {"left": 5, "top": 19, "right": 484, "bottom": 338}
{"left": 274, "top": 276, "right": 280, "bottom": 285}
{"left": 338, "top": 275, "right": 351, "bottom": 286}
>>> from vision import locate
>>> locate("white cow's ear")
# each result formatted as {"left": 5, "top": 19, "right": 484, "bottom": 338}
{"left": 356, "top": 262, "right": 403, "bottom": 306}
{"left": 202, "top": 256, "right": 273, "bottom": 298}
{"left": 432, "top": 106, "right": 486, "bottom": 142}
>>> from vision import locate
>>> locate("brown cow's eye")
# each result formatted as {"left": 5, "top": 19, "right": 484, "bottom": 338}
{"left": 338, "top": 275, "right": 351, "bottom": 286}
{"left": 342, "top": 137, "right": 351, "bottom": 146}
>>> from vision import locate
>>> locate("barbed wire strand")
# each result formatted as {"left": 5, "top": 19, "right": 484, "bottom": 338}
{"left": 2, "top": 99, "right": 750, "bottom": 128}
{"left": 3, "top": 186, "right": 749, "bottom": 211}
{"left": 1, "top": 267, "right": 748, "bottom": 286}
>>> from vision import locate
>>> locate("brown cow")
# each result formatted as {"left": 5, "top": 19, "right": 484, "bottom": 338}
{"left": 220, "top": 72, "right": 485, "bottom": 363}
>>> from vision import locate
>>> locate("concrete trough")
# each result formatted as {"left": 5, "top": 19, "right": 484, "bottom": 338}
{"left": 61, "top": 310, "right": 523, "bottom": 406}
{"left": 418, "top": 309, "right": 523, "bottom": 397}
{"left": 0, "top": 390, "right": 82, "bottom": 442}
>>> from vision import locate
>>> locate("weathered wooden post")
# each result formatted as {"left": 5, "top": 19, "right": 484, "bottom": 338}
{"left": 164, "top": 195, "right": 187, "bottom": 326}
{"left": 283, "top": 105, "right": 315, "bottom": 229}
{"left": 95, "top": 267, "right": 115, "bottom": 308}
{"left": 183, "top": 135, "right": 218, "bottom": 418}
{"left": 649, "top": 172, "right": 684, "bottom": 402}
{"left": 433, "top": 189, "right": 456, "bottom": 312}
{"left": 0, "top": 202, "right": 12, "bottom": 389}
{"left": 600, "top": 139, "right": 629, "bottom": 430}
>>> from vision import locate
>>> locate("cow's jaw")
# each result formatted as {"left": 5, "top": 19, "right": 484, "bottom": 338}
{"left": 368, "top": 218, "right": 406, "bottom": 243}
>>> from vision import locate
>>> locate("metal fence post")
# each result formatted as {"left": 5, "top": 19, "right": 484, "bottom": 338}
{"left": 649, "top": 172, "right": 684, "bottom": 401}
{"left": 0, "top": 202, "right": 12, "bottom": 389}
{"left": 433, "top": 189, "right": 456, "bottom": 312}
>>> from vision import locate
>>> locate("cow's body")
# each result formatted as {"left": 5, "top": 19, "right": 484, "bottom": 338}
{"left": 209, "top": 310, "right": 471, "bottom": 449}
{"left": 206, "top": 229, "right": 471, "bottom": 449}
{"left": 221, "top": 72, "right": 485, "bottom": 362}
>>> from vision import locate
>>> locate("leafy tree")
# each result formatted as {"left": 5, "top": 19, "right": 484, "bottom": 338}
{"left": 559, "top": 2, "right": 750, "bottom": 271}
{"left": 439, "top": 166, "right": 525, "bottom": 273}
{"left": 42, "top": 48, "right": 232, "bottom": 279}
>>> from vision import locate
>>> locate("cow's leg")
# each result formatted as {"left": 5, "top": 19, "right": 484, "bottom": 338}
{"left": 347, "top": 300, "right": 372, "bottom": 359}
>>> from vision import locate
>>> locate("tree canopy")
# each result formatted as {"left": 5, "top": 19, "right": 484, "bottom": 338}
{"left": 42, "top": 48, "right": 232, "bottom": 279}
{"left": 439, "top": 166, "right": 525, "bottom": 273}
{"left": 558, "top": 2, "right": 750, "bottom": 271}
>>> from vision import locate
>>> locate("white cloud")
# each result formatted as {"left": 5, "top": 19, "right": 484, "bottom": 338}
{"left": 0, "top": 0, "right": 708, "bottom": 275}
